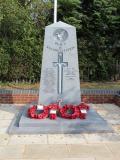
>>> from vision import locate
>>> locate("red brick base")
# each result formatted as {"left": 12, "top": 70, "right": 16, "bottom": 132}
{"left": 0, "top": 94, "right": 119, "bottom": 105}
{"left": 0, "top": 94, "right": 38, "bottom": 104}
{"left": 115, "top": 95, "right": 120, "bottom": 107}
{"left": 82, "top": 95, "right": 115, "bottom": 104}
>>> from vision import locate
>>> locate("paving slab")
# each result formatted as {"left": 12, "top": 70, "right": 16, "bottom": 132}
{"left": 0, "top": 134, "right": 10, "bottom": 145}
{"left": 0, "top": 127, "right": 8, "bottom": 134}
{"left": 0, "top": 159, "right": 49, "bottom": 160}
{"left": 24, "top": 144, "right": 69, "bottom": 159}
{"left": 0, "top": 120, "right": 12, "bottom": 128}
{"left": 0, "top": 159, "right": 48, "bottom": 160}
{"left": 8, "top": 134, "right": 47, "bottom": 145}
{"left": 0, "top": 145, "right": 25, "bottom": 159}
{"left": 96, "top": 158, "right": 119, "bottom": 160}
{"left": 49, "top": 158, "right": 95, "bottom": 160}
{"left": 0, "top": 113, "right": 14, "bottom": 120}
{"left": 68, "top": 144, "right": 113, "bottom": 159}
{"left": 48, "top": 134, "right": 86, "bottom": 144}
{"left": 106, "top": 142, "right": 120, "bottom": 154}
{"left": 0, "top": 104, "right": 119, "bottom": 160}
{"left": 84, "top": 133, "right": 120, "bottom": 143}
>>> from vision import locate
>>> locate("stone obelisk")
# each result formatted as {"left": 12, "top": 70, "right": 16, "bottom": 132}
{"left": 38, "top": 0, "right": 81, "bottom": 105}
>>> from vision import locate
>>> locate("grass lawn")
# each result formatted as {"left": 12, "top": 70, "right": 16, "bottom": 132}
{"left": 0, "top": 81, "right": 120, "bottom": 89}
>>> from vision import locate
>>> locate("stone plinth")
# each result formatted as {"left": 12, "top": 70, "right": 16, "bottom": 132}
{"left": 8, "top": 105, "right": 113, "bottom": 134}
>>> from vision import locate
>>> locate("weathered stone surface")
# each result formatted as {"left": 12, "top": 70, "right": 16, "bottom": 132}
{"left": 38, "top": 21, "right": 81, "bottom": 105}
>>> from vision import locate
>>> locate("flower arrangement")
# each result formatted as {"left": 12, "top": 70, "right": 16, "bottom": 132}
{"left": 59, "top": 105, "right": 79, "bottom": 119}
{"left": 48, "top": 103, "right": 59, "bottom": 120}
{"left": 28, "top": 105, "right": 49, "bottom": 119}
{"left": 28, "top": 103, "right": 90, "bottom": 120}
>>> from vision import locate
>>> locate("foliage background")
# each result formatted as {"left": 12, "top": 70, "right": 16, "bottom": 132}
{"left": 0, "top": 0, "right": 120, "bottom": 82}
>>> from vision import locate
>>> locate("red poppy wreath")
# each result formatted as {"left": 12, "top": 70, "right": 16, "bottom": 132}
{"left": 28, "top": 103, "right": 90, "bottom": 120}
{"left": 59, "top": 105, "right": 80, "bottom": 119}
{"left": 48, "top": 103, "right": 59, "bottom": 120}
{"left": 28, "top": 105, "right": 49, "bottom": 119}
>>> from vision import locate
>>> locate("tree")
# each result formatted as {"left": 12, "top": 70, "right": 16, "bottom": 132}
{"left": 0, "top": 0, "right": 120, "bottom": 82}
{"left": 0, "top": 0, "right": 51, "bottom": 81}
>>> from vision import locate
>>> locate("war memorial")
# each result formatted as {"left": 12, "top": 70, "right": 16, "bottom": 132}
{"left": 7, "top": 0, "right": 113, "bottom": 134}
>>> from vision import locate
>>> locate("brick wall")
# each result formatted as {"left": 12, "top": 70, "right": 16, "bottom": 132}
{"left": 0, "top": 94, "right": 38, "bottom": 104}
{"left": 82, "top": 95, "right": 115, "bottom": 104}
{"left": 0, "top": 93, "right": 116, "bottom": 104}
{"left": 0, "top": 89, "right": 119, "bottom": 105}
{"left": 115, "top": 95, "right": 120, "bottom": 107}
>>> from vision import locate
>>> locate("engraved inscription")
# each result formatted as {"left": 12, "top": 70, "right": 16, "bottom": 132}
{"left": 64, "top": 68, "right": 77, "bottom": 80}
{"left": 46, "top": 45, "right": 75, "bottom": 53}
{"left": 43, "top": 68, "right": 56, "bottom": 93}
{"left": 63, "top": 46, "right": 75, "bottom": 52}
{"left": 46, "top": 46, "right": 58, "bottom": 52}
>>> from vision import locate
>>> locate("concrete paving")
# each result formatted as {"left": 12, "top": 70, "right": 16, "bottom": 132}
{"left": 0, "top": 104, "right": 120, "bottom": 160}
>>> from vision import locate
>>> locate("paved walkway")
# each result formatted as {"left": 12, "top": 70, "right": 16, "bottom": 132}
{"left": 0, "top": 104, "right": 120, "bottom": 160}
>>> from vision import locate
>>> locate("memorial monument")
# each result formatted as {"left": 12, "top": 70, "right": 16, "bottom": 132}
{"left": 38, "top": 0, "right": 81, "bottom": 106}
{"left": 38, "top": 25, "right": 81, "bottom": 105}
{"left": 8, "top": 0, "right": 113, "bottom": 134}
